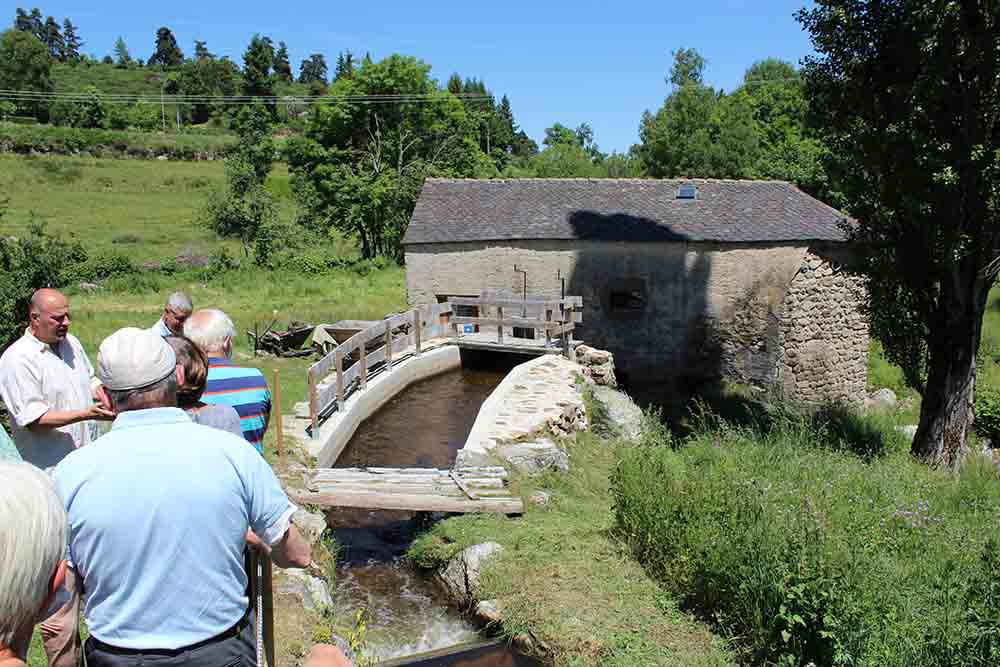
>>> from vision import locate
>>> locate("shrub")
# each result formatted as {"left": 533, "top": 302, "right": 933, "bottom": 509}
{"left": 976, "top": 384, "right": 1000, "bottom": 443}
{"left": 76, "top": 251, "right": 137, "bottom": 282}
{"left": 612, "top": 406, "right": 1000, "bottom": 666}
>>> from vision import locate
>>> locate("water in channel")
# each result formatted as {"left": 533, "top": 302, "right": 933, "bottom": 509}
{"left": 326, "top": 353, "right": 534, "bottom": 663}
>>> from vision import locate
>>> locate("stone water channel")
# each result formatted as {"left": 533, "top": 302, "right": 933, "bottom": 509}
{"left": 322, "top": 351, "right": 541, "bottom": 665}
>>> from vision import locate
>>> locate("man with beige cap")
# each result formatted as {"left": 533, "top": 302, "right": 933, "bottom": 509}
{"left": 52, "top": 327, "right": 312, "bottom": 667}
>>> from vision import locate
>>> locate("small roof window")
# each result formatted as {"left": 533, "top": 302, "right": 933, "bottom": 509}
{"left": 677, "top": 183, "right": 698, "bottom": 200}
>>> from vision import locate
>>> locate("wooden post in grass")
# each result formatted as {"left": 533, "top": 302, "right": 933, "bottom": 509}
{"left": 413, "top": 308, "right": 422, "bottom": 355}
{"left": 272, "top": 369, "right": 283, "bottom": 463}
{"left": 307, "top": 373, "right": 318, "bottom": 439}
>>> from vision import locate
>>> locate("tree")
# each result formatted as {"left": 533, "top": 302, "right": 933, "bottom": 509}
{"left": 203, "top": 100, "right": 277, "bottom": 261}
{"left": 638, "top": 47, "right": 758, "bottom": 179}
{"left": 0, "top": 29, "right": 52, "bottom": 120}
{"left": 41, "top": 16, "right": 61, "bottom": 60}
{"left": 61, "top": 18, "right": 81, "bottom": 62}
{"left": 194, "top": 40, "right": 212, "bottom": 60}
{"left": 243, "top": 34, "right": 275, "bottom": 98}
{"left": 798, "top": 1, "right": 1000, "bottom": 467}
{"left": 273, "top": 41, "right": 292, "bottom": 83}
{"left": 113, "top": 37, "right": 132, "bottom": 67}
{"left": 298, "top": 54, "right": 328, "bottom": 85}
{"left": 669, "top": 47, "right": 705, "bottom": 87}
{"left": 287, "top": 54, "right": 491, "bottom": 260}
{"left": 14, "top": 9, "right": 33, "bottom": 34}
{"left": 178, "top": 56, "right": 241, "bottom": 123}
{"left": 50, "top": 85, "right": 106, "bottom": 128}
{"left": 334, "top": 50, "right": 354, "bottom": 81}
{"left": 148, "top": 26, "right": 183, "bottom": 68}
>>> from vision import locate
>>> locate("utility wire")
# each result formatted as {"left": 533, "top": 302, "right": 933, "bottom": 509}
{"left": 0, "top": 89, "right": 495, "bottom": 105}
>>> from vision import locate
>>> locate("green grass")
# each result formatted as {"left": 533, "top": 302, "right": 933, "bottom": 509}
{"left": 408, "top": 431, "right": 731, "bottom": 667}
{"left": 0, "top": 122, "right": 238, "bottom": 159}
{"left": 613, "top": 401, "right": 1000, "bottom": 667}
{"left": 0, "top": 154, "right": 304, "bottom": 262}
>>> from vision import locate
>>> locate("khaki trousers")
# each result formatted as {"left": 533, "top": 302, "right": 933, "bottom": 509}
{"left": 40, "top": 567, "right": 81, "bottom": 667}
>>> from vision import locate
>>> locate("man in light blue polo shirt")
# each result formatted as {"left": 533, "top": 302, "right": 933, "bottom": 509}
{"left": 53, "top": 328, "right": 312, "bottom": 667}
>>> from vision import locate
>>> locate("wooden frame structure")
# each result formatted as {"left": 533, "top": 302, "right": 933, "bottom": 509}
{"left": 305, "top": 295, "right": 582, "bottom": 436}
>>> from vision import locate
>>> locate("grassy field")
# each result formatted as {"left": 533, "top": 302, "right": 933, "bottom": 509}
{"left": 0, "top": 153, "right": 302, "bottom": 262}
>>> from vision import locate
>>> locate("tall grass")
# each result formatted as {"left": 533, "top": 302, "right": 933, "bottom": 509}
{"left": 613, "top": 404, "right": 1000, "bottom": 666}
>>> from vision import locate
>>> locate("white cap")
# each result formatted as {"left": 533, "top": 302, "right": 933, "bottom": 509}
{"left": 98, "top": 328, "right": 177, "bottom": 391}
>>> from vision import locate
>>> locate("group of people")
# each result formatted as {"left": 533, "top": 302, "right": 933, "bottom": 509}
{"left": 0, "top": 290, "right": 350, "bottom": 667}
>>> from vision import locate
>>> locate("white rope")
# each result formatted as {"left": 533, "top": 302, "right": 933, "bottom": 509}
{"left": 255, "top": 553, "right": 265, "bottom": 667}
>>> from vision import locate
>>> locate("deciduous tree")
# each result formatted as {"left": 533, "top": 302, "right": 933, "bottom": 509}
{"left": 0, "top": 29, "right": 52, "bottom": 120}
{"left": 798, "top": 0, "right": 1000, "bottom": 467}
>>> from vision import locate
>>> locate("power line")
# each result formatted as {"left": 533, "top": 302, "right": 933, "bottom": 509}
{"left": 0, "top": 89, "right": 495, "bottom": 106}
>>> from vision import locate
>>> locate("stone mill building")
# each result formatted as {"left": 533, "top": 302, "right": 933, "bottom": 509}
{"left": 402, "top": 178, "right": 869, "bottom": 403}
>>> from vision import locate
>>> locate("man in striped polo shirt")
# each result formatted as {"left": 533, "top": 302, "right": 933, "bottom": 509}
{"left": 184, "top": 309, "right": 270, "bottom": 452}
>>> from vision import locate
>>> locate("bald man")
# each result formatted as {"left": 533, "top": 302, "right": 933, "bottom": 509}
{"left": 0, "top": 289, "right": 112, "bottom": 469}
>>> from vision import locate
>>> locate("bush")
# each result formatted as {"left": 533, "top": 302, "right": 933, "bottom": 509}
{"left": 0, "top": 122, "right": 236, "bottom": 159}
{"left": 976, "top": 384, "right": 1000, "bottom": 443}
{"left": 612, "top": 407, "right": 1000, "bottom": 667}
{"left": 76, "top": 251, "right": 137, "bottom": 282}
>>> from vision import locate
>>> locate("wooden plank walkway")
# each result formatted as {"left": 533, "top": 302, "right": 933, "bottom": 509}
{"left": 453, "top": 331, "right": 577, "bottom": 356}
{"left": 289, "top": 466, "right": 523, "bottom": 514}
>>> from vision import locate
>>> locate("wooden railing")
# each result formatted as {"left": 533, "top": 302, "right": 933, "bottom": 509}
{"left": 305, "top": 295, "right": 582, "bottom": 436}
{"left": 447, "top": 295, "right": 583, "bottom": 354}
{"left": 306, "top": 302, "right": 452, "bottom": 436}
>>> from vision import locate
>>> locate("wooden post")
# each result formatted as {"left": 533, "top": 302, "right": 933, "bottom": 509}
{"left": 273, "top": 369, "right": 283, "bottom": 462}
{"left": 308, "top": 372, "right": 318, "bottom": 438}
{"left": 560, "top": 302, "right": 569, "bottom": 358}
{"left": 359, "top": 341, "right": 368, "bottom": 390}
{"left": 385, "top": 323, "right": 393, "bottom": 372}
{"left": 497, "top": 305, "right": 503, "bottom": 344}
{"left": 262, "top": 555, "right": 275, "bottom": 667}
{"left": 413, "top": 308, "right": 422, "bottom": 355}
{"left": 545, "top": 308, "right": 552, "bottom": 347}
{"left": 335, "top": 351, "right": 344, "bottom": 406}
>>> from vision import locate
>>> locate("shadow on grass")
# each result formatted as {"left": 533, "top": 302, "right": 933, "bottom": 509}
{"left": 632, "top": 378, "right": 899, "bottom": 462}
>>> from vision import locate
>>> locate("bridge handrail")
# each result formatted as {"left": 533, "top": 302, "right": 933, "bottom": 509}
{"left": 306, "top": 301, "right": 452, "bottom": 436}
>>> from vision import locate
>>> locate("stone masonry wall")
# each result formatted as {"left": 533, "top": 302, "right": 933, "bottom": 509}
{"left": 777, "top": 249, "right": 869, "bottom": 403}
{"left": 405, "top": 240, "right": 868, "bottom": 402}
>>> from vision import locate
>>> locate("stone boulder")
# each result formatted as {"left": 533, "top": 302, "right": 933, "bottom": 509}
{"left": 495, "top": 439, "right": 569, "bottom": 475}
{"left": 436, "top": 542, "right": 504, "bottom": 606}
{"left": 575, "top": 345, "right": 618, "bottom": 388}
{"left": 865, "top": 388, "right": 898, "bottom": 410}
{"left": 593, "top": 386, "right": 643, "bottom": 440}
{"left": 293, "top": 508, "right": 328, "bottom": 547}
{"left": 277, "top": 569, "right": 332, "bottom": 611}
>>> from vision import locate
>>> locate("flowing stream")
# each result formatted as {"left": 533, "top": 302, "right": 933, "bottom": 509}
{"left": 324, "top": 354, "right": 539, "bottom": 664}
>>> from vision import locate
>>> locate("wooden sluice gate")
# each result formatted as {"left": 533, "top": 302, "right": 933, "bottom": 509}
{"left": 289, "top": 466, "right": 524, "bottom": 514}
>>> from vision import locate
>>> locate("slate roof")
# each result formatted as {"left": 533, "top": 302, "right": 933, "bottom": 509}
{"left": 402, "top": 178, "right": 852, "bottom": 245}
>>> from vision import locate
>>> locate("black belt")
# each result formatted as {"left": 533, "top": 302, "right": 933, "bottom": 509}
{"left": 87, "top": 610, "right": 251, "bottom": 656}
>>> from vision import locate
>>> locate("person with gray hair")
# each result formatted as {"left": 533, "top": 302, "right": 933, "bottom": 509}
{"left": 151, "top": 291, "right": 193, "bottom": 337}
{"left": 52, "top": 327, "right": 312, "bottom": 667}
{"left": 185, "top": 309, "right": 272, "bottom": 452}
{"left": 0, "top": 461, "right": 69, "bottom": 667}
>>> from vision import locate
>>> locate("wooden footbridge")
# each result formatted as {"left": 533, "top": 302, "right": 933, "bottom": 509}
{"left": 297, "top": 293, "right": 583, "bottom": 516}
{"left": 289, "top": 465, "right": 524, "bottom": 514}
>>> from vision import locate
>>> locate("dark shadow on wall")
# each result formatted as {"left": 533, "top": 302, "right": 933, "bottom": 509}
{"left": 565, "top": 210, "right": 722, "bottom": 405}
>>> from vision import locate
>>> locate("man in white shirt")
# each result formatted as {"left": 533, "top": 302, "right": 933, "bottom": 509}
{"left": 0, "top": 288, "right": 113, "bottom": 667}
{"left": 151, "top": 291, "right": 193, "bottom": 337}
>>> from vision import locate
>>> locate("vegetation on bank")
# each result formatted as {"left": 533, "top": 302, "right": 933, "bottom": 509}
{"left": 613, "top": 401, "right": 1000, "bottom": 667}
{"left": 408, "top": 413, "right": 731, "bottom": 666}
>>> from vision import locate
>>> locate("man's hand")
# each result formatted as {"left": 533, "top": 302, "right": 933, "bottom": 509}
{"left": 84, "top": 404, "right": 115, "bottom": 421}
{"left": 304, "top": 644, "right": 353, "bottom": 667}
{"left": 246, "top": 529, "right": 269, "bottom": 554}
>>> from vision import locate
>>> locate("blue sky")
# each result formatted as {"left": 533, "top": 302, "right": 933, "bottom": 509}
{"left": 20, "top": 1, "right": 816, "bottom": 153}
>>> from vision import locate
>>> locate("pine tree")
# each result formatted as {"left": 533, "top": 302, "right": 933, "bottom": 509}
{"left": 148, "top": 26, "right": 183, "bottom": 68}
{"left": 334, "top": 50, "right": 354, "bottom": 80}
{"left": 113, "top": 36, "right": 131, "bottom": 67}
{"left": 194, "top": 40, "right": 212, "bottom": 60}
{"left": 62, "top": 18, "right": 82, "bottom": 62}
{"left": 447, "top": 73, "right": 462, "bottom": 95}
{"left": 42, "top": 16, "right": 62, "bottom": 60}
{"left": 14, "top": 8, "right": 33, "bottom": 33}
{"left": 273, "top": 41, "right": 292, "bottom": 83}
{"left": 297, "top": 54, "right": 327, "bottom": 85}
{"left": 28, "top": 8, "right": 43, "bottom": 41}
{"left": 242, "top": 34, "right": 275, "bottom": 98}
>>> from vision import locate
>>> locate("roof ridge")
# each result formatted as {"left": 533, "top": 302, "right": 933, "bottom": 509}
{"left": 424, "top": 177, "right": 794, "bottom": 185}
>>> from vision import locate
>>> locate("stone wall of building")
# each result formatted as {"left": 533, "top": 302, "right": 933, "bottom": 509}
{"left": 777, "top": 248, "right": 869, "bottom": 403}
{"left": 404, "top": 240, "right": 868, "bottom": 402}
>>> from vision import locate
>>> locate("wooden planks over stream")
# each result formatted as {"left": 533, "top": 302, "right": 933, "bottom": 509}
{"left": 290, "top": 466, "right": 524, "bottom": 514}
